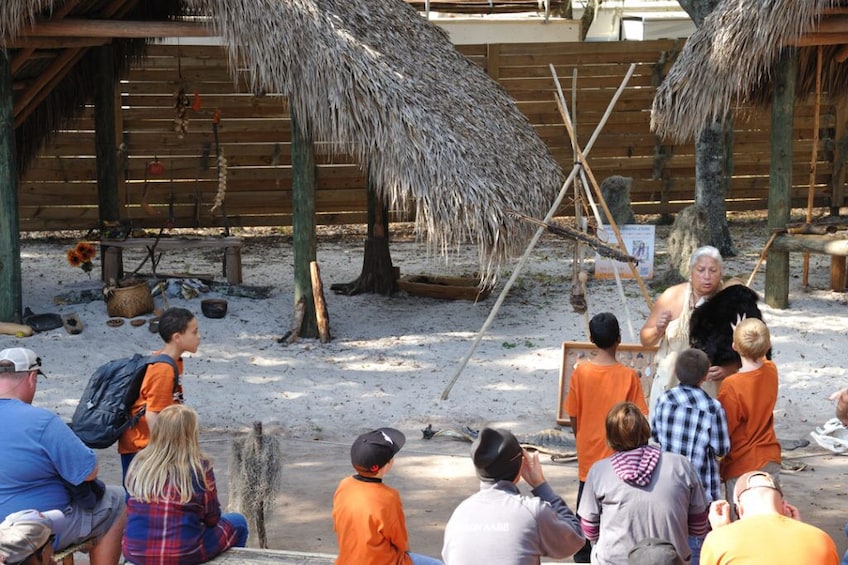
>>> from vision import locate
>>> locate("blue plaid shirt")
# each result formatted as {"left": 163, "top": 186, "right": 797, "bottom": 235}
{"left": 651, "top": 384, "right": 730, "bottom": 503}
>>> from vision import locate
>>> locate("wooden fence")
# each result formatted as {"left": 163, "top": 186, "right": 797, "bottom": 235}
{"left": 16, "top": 40, "right": 840, "bottom": 232}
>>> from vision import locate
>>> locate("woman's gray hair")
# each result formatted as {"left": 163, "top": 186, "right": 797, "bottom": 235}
{"left": 689, "top": 245, "right": 722, "bottom": 270}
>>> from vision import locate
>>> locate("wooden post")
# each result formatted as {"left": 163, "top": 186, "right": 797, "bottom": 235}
{"left": 0, "top": 50, "right": 22, "bottom": 323}
{"left": 765, "top": 47, "right": 797, "bottom": 309}
{"left": 802, "top": 45, "right": 823, "bottom": 286}
{"left": 831, "top": 96, "right": 848, "bottom": 215}
{"left": 94, "top": 45, "right": 121, "bottom": 280}
{"left": 310, "top": 261, "right": 331, "bottom": 343}
{"left": 291, "top": 108, "right": 318, "bottom": 338}
{"left": 486, "top": 44, "right": 500, "bottom": 82}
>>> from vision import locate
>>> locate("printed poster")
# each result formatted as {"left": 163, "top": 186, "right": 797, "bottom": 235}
{"left": 594, "top": 224, "right": 655, "bottom": 279}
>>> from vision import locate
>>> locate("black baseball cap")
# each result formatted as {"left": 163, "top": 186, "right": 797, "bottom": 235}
{"left": 350, "top": 428, "right": 406, "bottom": 473}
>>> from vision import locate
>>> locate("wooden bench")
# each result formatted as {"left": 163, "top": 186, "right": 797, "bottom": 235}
{"left": 204, "top": 547, "right": 336, "bottom": 564}
{"left": 54, "top": 539, "right": 95, "bottom": 565}
{"left": 101, "top": 237, "right": 244, "bottom": 285}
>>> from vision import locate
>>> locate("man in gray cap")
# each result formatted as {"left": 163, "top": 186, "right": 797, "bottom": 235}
{"left": 0, "top": 348, "right": 126, "bottom": 565}
{"left": 441, "top": 427, "right": 585, "bottom": 564}
{"left": 0, "top": 509, "right": 66, "bottom": 565}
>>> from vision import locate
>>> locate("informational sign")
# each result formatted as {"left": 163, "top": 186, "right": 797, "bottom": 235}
{"left": 594, "top": 224, "right": 655, "bottom": 279}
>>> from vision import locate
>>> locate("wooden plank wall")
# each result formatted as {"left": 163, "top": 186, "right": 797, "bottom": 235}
{"left": 17, "top": 40, "right": 837, "bottom": 232}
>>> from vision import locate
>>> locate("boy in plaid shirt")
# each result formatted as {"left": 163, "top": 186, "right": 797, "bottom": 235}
{"left": 651, "top": 348, "right": 730, "bottom": 565}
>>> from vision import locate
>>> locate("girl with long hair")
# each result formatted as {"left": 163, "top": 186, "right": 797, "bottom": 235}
{"left": 122, "top": 405, "right": 248, "bottom": 564}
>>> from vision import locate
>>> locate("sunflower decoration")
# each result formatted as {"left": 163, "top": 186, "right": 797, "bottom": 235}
{"left": 66, "top": 241, "right": 96, "bottom": 275}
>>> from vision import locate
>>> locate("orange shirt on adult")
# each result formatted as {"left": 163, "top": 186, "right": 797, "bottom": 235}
{"left": 717, "top": 360, "right": 781, "bottom": 481}
{"left": 117, "top": 354, "right": 184, "bottom": 455}
{"left": 700, "top": 513, "right": 838, "bottom": 564}
{"left": 564, "top": 362, "right": 648, "bottom": 481}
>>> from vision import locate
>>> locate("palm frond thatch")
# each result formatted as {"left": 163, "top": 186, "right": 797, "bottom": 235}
{"left": 186, "top": 0, "right": 563, "bottom": 280}
{"left": 651, "top": 0, "right": 833, "bottom": 143}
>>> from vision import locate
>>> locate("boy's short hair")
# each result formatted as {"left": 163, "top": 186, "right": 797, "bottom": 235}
{"left": 158, "top": 307, "right": 195, "bottom": 343}
{"left": 674, "top": 348, "right": 710, "bottom": 386}
{"left": 605, "top": 401, "right": 650, "bottom": 452}
{"left": 589, "top": 312, "right": 620, "bottom": 349}
{"left": 732, "top": 318, "right": 770, "bottom": 360}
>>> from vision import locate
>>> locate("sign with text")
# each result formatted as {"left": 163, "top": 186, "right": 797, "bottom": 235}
{"left": 594, "top": 224, "right": 655, "bottom": 279}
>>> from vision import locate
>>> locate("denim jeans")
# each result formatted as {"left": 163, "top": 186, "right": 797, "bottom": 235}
{"left": 222, "top": 512, "right": 249, "bottom": 547}
{"left": 408, "top": 552, "right": 443, "bottom": 565}
{"left": 841, "top": 522, "right": 848, "bottom": 565}
{"left": 689, "top": 534, "right": 704, "bottom": 565}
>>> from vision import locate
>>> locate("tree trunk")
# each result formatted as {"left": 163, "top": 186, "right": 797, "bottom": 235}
{"left": 330, "top": 170, "right": 396, "bottom": 296}
{"left": 291, "top": 109, "right": 319, "bottom": 338}
{"left": 695, "top": 116, "right": 736, "bottom": 256}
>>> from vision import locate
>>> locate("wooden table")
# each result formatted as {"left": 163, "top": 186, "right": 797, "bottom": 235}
{"left": 101, "top": 237, "right": 243, "bottom": 285}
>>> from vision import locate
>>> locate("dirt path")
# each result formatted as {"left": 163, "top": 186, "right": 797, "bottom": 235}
{"left": 94, "top": 429, "right": 848, "bottom": 562}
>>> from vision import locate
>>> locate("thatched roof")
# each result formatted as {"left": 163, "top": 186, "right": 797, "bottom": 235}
{"left": 2, "top": 0, "right": 563, "bottom": 281}
{"left": 651, "top": 0, "right": 841, "bottom": 142}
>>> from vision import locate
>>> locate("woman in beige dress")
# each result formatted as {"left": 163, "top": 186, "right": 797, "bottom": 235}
{"left": 640, "top": 246, "right": 742, "bottom": 414}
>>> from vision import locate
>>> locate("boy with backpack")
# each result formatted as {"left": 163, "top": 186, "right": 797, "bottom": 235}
{"left": 118, "top": 307, "right": 200, "bottom": 479}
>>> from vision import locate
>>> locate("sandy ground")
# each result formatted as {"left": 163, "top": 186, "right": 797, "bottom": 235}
{"left": 7, "top": 214, "right": 848, "bottom": 561}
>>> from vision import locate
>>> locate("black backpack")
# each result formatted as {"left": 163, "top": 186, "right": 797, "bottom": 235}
{"left": 71, "top": 353, "right": 179, "bottom": 449}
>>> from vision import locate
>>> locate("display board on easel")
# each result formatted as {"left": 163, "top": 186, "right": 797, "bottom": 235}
{"left": 556, "top": 341, "right": 659, "bottom": 426}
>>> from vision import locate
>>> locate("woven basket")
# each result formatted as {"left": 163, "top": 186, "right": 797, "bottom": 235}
{"left": 106, "top": 280, "right": 154, "bottom": 318}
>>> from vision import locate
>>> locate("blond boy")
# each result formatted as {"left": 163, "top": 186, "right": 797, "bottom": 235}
{"left": 717, "top": 318, "right": 781, "bottom": 507}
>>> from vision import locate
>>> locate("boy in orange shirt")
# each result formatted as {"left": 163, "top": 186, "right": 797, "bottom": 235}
{"left": 717, "top": 317, "right": 781, "bottom": 514}
{"left": 564, "top": 312, "right": 648, "bottom": 562}
{"left": 332, "top": 427, "right": 441, "bottom": 565}
{"left": 118, "top": 307, "right": 201, "bottom": 480}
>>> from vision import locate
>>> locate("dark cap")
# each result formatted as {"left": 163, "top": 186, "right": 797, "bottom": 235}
{"left": 471, "top": 427, "right": 523, "bottom": 482}
{"left": 0, "top": 348, "right": 45, "bottom": 377}
{"left": 627, "top": 537, "right": 683, "bottom": 565}
{"left": 350, "top": 428, "right": 406, "bottom": 473}
{"left": 733, "top": 470, "right": 782, "bottom": 504}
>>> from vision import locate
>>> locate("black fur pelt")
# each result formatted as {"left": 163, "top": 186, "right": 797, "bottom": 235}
{"left": 689, "top": 284, "right": 765, "bottom": 367}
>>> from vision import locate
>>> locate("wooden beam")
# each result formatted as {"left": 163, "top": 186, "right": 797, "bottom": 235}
{"left": 793, "top": 32, "right": 848, "bottom": 47}
{"left": 772, "top": 234, "right": 848, "bottom": 256}
{"left": 14, "top": 48, "right": 86, "bottom": 127}
{"left": 6, "top": 37, "right": 109, "bottom": 49}
{"left": 0, "top": 50, "right": 22, "bottom": 323}
{"left": 15, "top": 49, "right": 83, "bottom": 127}
{"left": 16, "top": 19, "right": 210, "bottom": 39}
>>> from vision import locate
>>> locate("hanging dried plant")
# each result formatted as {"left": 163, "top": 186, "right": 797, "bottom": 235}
{"left": 174, "top": 88, "right": 191, "bottom": 139}
{"left": 211, "top": 149, "right": 228, "bottom": 213}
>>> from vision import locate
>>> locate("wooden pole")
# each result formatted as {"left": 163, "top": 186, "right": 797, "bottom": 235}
{"left": 94, "top": 45, "right": 121, "bottom": 279}
{"left": 745, "top": 230, "right": 781, "bottom": 288}
{"left": 0, "top": 50, "right": 22, "bottom": 323}
{"left": 310, "top": 261, "right": 331, "bottom": 343}
{"left": 765, "top": 48, "right": 797, "bottom": 309}
{"left": 802, "top": 45, "right": 823, "bottom": 286}
{"left": 441, "top": 63, "right": 637, "bottom": 401}
{"left": 551, "top": 73, "right": 653, "bottom": 310}
{"left": 291, "top": 108, "right": 319, "bottom": 338}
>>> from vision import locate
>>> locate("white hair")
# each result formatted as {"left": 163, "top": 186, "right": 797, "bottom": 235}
{"left": 689, "top": 246, "right": 722, "bottom": 270}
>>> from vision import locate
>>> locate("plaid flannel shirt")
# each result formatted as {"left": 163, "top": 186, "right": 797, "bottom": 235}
{"left": 651, "top": 384, "right": 730, "bottom": 503}
{"left": 123, "top": 463, "right": 238, "bottom": 565}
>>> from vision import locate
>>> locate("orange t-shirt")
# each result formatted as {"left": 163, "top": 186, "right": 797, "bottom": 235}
{"left": 117, "top": 354, "right": 184, "bottom": 455}
{"left": 717, "top": 360, "right": 781, "bottom": 481}
{"left": 564, "top": 362, "right": 648, "bottom": 480}
{"left": 333, "top": 475, "right": 412, "bottom": 565}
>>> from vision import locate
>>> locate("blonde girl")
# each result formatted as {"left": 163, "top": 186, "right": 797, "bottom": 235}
{"left": 122, "top": 405, "right": 248, "bottom": 564}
